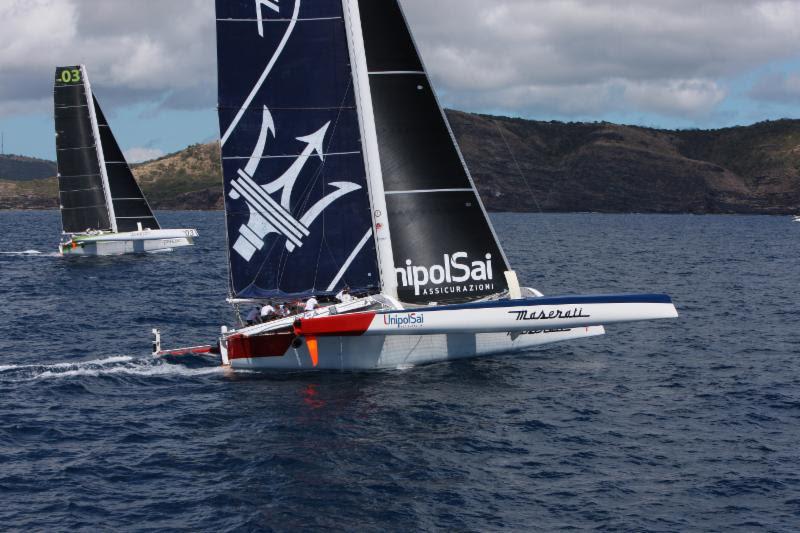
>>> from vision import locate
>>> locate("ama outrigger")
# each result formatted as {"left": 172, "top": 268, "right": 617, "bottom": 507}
{"left": 153, "top": 0, "right": 677, "bottom": 370}
{"left": 54, "top": 65, "right": 198, "bottom": 256}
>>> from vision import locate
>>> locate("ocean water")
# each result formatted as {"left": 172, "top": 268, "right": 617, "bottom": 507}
{"left": 1, "top": 210, "right": 798, "bottom": 531}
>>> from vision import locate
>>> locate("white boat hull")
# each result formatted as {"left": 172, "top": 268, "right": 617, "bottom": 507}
{"left": 60, "top": 228, "right": 198, "bottom": 256}
{"left": 220, "top": 294, "right": 677, "bottom": 371}
{"left": 151, "top": 294, "right": 675, "bottom": 371}
{"left": 229, "top": 326, "right": 605, "bottom": 371}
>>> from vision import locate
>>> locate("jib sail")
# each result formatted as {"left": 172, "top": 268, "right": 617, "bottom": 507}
{"left": 351, "top": 0, "right": 512, "bottom": 304}
{"left": 216, "top": 0, "right": 380, "bottom": 300}
{"left": 93, "top": 98, "right": 160, "bottom": 232}
{"left": 54, "top": 65, "right": 159, "bottom": 234}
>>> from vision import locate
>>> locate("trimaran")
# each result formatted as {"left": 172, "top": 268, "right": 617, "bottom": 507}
{"left": 153, "top": 0, "right": 678, "bottom": 370}
{"left": 54, "top": 65, "right": 198, "bottom": 256}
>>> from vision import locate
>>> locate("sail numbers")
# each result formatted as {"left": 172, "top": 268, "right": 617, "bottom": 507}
{"left": 58, "top": 69, "right": 81, "bottom": 84}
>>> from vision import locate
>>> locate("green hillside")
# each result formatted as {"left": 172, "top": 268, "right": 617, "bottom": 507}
{"left": 2, "top": 113, "right": 800, "bottom": 214}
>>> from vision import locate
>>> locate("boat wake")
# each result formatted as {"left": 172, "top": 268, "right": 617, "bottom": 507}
{"left": 0, "top": 355, "right": 223, "bottom": 382}
{"left": 0, "top": 250, "right": 52, "bottom": 256}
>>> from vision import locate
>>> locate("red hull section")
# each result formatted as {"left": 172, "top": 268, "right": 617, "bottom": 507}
{"left": 227, "top": 332, "right": 296, "bottom": 360}
{"left": 293, "top": 312, "right": 376, "bottom": 337}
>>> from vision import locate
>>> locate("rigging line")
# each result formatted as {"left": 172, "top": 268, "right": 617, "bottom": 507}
{"left": 492, "top": 119, "right": 547, "bottom": 215}
{"left": 253, "top": 79, "right": 357, "bottom": 294}
{"left": 491, "top": 118, "right": 558, "bottom": 263}
{"left": 311, "top": 81, "right": 357, "bottom": 292}
{"left": 289, "top": 78, "right": 354, "bottom": 220}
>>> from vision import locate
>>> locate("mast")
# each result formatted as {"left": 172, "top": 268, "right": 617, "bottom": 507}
{"left": 342, "top": 0, "right": 398, "bottom": 299}
{"left": 82, "top": 65, "right": 117, "bottom": 233}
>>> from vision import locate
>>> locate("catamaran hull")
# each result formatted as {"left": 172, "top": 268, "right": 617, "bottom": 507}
{"left": 60, "top": 229, "right": 198, "bottom": 256}
{"left": 229, "top": 327, "right": 605, "bottom": 371}
{"left": 218, "top": 293, "right": 677, "bottom": 371}
{"left": 61, "top": 238, "right": 193, "bottom": 256}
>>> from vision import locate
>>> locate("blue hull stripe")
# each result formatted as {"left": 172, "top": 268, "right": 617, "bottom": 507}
{"left": 382, "top": 294, "right": 674, "bottom": 315}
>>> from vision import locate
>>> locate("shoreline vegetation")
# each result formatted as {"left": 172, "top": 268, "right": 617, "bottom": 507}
{"left": 2, "top": 111, "right": 799, "bottom": 214}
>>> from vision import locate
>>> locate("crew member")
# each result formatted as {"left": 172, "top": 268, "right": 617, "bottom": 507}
{"left": 261, "top": 301, "right": 277, "bottom": 322}
{"left": 245, "top": 306, "right": 260, "bottom": 326}
{"left": 336, "top": 286, "right": 354, "bottom": 303}
{"left": 304, "top": 296, "right": 319, "bottom": 313}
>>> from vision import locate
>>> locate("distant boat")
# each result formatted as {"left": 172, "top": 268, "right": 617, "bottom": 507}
{"left": 794, "top": 215, "right": 800, "bottom": 222}
{"left": 53, "top": 65, "right": 198, "bottom": 256}
{"left": 154, "top": 0, "right": 677, "bottom": 370}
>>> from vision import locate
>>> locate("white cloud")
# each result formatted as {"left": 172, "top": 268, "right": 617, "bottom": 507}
{"left": 0, "top": 0, "right": 798, "bottom": 123}
{"left": 401, "top": 0, "right": 800, "bottom": 118}
{"left": 0, "top": 0, "right": 214, "bottom": 117}
{"left": 623, "top": 79, "right": 727, "bottom": 118}
{"left": 124, "top": 147, "right": 164, "bottom": 164}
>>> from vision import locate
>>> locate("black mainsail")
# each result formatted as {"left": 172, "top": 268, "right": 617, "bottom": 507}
{"left": 54, "top": 65, "right": 159, "bottom": 235}
{"left": 216, "top": 0, "right": 380, "bottom": 300}
{"left": 54, "top": 66, "right": 112, "bottom": 233}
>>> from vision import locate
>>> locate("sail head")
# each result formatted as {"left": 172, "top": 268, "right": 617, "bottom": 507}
{"left": 216, "top": 0, "right": 380, "bottom": 300}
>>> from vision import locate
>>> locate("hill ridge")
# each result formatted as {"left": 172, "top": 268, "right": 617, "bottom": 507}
{"left": 1, "top": 112, "right": 798, "bottom": 213}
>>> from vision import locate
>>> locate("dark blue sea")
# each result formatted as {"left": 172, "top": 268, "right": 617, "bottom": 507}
{"left": 1, "top": 210, "right": 798, "bottom": 531}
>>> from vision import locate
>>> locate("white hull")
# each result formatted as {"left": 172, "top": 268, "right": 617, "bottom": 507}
{"left": 60, "top": 228, "right": 198, "bottom": 256}
{"left": 214, "top": 293, "right": 677, "bottom": 371}
{"left": 229, "top": 327, "right": 605, "bottom": 371}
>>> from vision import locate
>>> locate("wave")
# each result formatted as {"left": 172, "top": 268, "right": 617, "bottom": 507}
{"left": 0, "top": 355, "right": 222, "bottom": 382}
{"left": 0, "top": 250, "right": 60, "bottom": 258}
{"left": 0, "top": 355, "right": 134, "bottom": 372}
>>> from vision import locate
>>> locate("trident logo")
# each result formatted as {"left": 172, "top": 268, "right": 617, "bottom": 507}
{"left": 228, "top": 106, "right": 361, "bottom": 261}
{"left": 225, "top": 0, "right": 359, "bottom": 262}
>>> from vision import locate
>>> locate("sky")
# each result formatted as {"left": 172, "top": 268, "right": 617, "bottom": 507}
{"left": 0, "top": 0, "right": 798, "bottom": 161}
